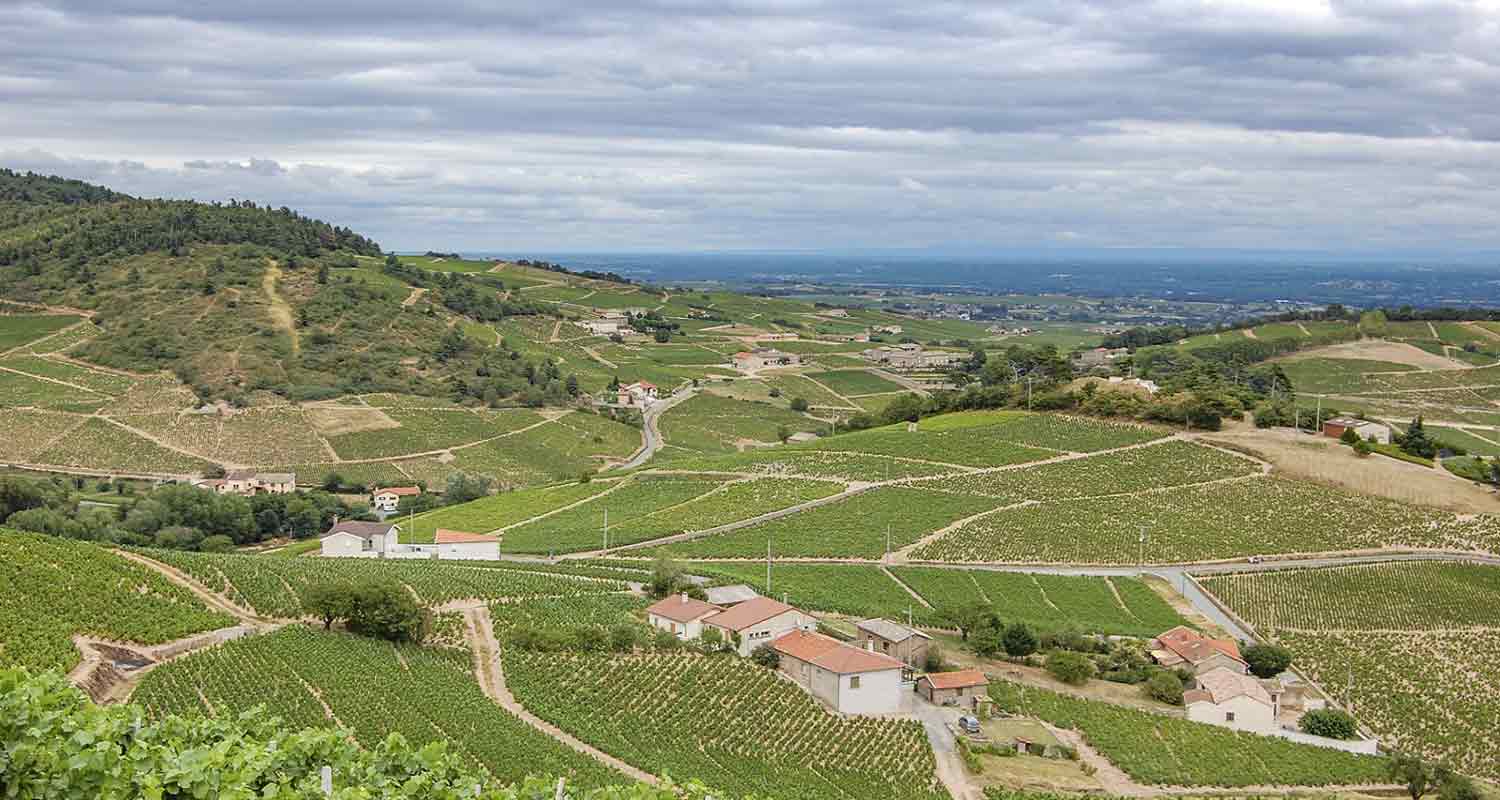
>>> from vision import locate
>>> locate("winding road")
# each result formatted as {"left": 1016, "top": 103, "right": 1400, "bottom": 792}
{"left": 618, "top": 387, "right": 697, "bottom": 470}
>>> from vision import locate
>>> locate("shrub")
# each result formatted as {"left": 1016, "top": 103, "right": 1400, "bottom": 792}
{"left": 789, "top": 397, "right": 810, "bottom": 413}
{"left": 345, "top": 579, "right": 427, "bottom": 643}
{"left": 198, "top": 534, "right": 234, "bottom": 553}
{"left": 1143, "top": 670, "right": 1184, "bottom": 705}
{"left": 1300, "top": 708, "right": 1358, "bottom": 740}
{"left": 1045, "top": 650, "right": 1096, "bottom": 685}
{"left": 750, "top": 643, "right": 781, "bottom": 669}
{"left": 1242, "top": 642, "right": 1293, "bottom": 678}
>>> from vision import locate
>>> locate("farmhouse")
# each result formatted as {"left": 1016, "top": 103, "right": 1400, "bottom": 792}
{"left": 732, "top": 348, "right": 801, "bottom": 371}
{"left": 198, "top": 470, "right": 297, "bottom": 497}
{"left": 820, "top": 308, "right": 851, "bottom": 318}
{"left": 772, "top": 629, "right": 906, "bottom": 715}
{"left": 1075, "top": 347, "right": 1129, "bottom": 369}
{"left": 915, "top": 669, "right": 989, "bottom": 708}
{"left": 703, "top": 584, "right": 761, "bottom": 606}
{"left": 578, "top": 319, "right": 623, "bottom": 336}
{"left": 1150, "top": 626, "right": 1248, "bottom": 675}
{"left": 1185, "top": 667, "right": 1277, "bottom": 733}
{"left": 646, "top": 593, "right": 722, "bottom": 640}
{"left": 854, "top": 618, "right": 931, "bottom": 668}
{"left": 1322, "top": 417, "right": 1391, "bottom": 444}
{"left": 703, "top": 596, "right": 816, "bottom": 657}
{"left": 371, "top": 486, "right": 421, "bottom": 513}
{"left": 319, "top": 520, "right": 400, "bottom": 558}
{"left": 872, "top": 325, "right": 903, "bottom": 335}
{"left": 616, "top": 381, "right": 658, "bottom": 406}
{"left": 860, "top": 343, "right": 960, "bottom": 370}
{"left": 427, "top": 529, "right": 500, "bottom": 560}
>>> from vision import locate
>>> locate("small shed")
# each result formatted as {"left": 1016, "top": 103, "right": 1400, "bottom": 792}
{"left": 917, "top": 669, "right": 989, "bottom": 707}
{"left": 1322, "top": 417, "right": 1391, "bottom": 444}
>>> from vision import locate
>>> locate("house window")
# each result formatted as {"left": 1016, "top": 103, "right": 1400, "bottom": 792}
{"left": 1225, "top": 712, "right": 1236, "bottom": 722}
{"left": 881, "top": 642, "right": 890, "bottom": 652}
{"left": 850, "top": 676, "right": 861, "bottom": 689}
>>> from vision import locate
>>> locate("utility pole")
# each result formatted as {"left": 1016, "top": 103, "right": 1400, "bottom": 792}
{"left": 885, "top": 525, "right": 891, "bottom": 560}
{"left": 602, "top": 508, "right": 609, "bottom": 551}
{"left": 1316, "top": 395, "right": 1323, "bottom": 432}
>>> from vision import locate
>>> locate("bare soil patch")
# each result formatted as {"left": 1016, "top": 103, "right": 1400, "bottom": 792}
{"left": 305, "top": 406, "right": 400, "bottom": 437}
{"left": 1202, "top": 427, "right": 1499, "bottom": 513}
{"left": 1279, "top": 340, "right": 1466, "bottom": 371}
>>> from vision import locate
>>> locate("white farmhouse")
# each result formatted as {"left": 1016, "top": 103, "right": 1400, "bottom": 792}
{"left": 371, "top": 486, "right": 421, "bottom": 513}
{"left": 578, "top": 319, "right": 623, "bottom": 336}
{"left": 703, "top": 596, "right": 817, "bottom": 657}
{"left": 1185, "top": 667, "right": 1278, "bottom": 733}
{"left": 646, "top": 594, "right": 723, "bottom": 640}
{"left": 319, "top": 521, "right": 400, "bottom": 558}
{"left": 772, "top": 629, "right": 906, "bottom": 715}
{"left": 429, "top": 528, "right": 500, "bottom": 560}
{"left": 617, "top": 381, "right": 659, "bottom": 406}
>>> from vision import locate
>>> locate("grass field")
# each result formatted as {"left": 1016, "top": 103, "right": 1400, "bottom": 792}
{"left": 1200, "top": 562, "right": 1500, "bottom": 781}
{"left": 132, "top": 625, "right": 622, "bottom": 790}
{"left": 809, "top": 369, "right": 905, "bottom": 396}
{"left": 0, "top": 530, "right": 232, "bottom": 672}
{"left": 1277, "top": 357, "right": 1416, "bottom": 395}
{"left": 0, "top": 313, "right": 80, "bottom": 351}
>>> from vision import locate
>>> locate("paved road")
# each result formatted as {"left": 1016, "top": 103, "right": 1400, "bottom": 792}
{"left": 618, "top": 387, "right": 697, "bottom": 470}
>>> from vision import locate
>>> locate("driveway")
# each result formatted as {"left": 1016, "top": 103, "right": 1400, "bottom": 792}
{"left": 908, "top": 694, "right": 982, "bottom": 800}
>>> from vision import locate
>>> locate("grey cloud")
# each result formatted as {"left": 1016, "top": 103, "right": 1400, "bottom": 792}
{"left": 1, "top": 1, "right": 1498, "bottom": 251}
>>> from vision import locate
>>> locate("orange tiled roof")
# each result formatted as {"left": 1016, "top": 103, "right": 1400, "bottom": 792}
{"left": 922, "top": 669, "right": 989, "bottom": 690}
{"left": 646, "top": 595, "right": 723, "bottom": 623}
{"left": 433, "top": 529, "right": 498, "bottom": 544}
{"left": 704, "top": 596, "right": 795, "bottom": 632}
{"left": 773, "top": 629, "right": 904, "bottom": 674}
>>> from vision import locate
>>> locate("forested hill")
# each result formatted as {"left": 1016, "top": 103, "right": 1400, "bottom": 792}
{"left": 0, "top": 169, "right": 565, "bottom": 405}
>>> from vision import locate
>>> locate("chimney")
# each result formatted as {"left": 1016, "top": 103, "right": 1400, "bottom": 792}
{"left": 679, "top": 592, "right": 688, "bottom": 603}
{"left": 865, "top": 640, "right": 875, "bottom": 652}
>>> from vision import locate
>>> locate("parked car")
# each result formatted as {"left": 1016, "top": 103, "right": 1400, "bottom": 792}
{"left": 957, "top": 715, "right": 981, "bottom": 734}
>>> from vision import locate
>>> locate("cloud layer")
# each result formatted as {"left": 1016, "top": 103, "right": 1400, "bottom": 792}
{"left": 3, "top": 0, "right": 1498, "bottom": 252}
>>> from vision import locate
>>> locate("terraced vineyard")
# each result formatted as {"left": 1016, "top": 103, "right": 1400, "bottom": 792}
{"left": 0, "top": 530, "right": 233, "bottom": 672}
{"left": 505, "top": 650, "right": 946, "bottom": 800}
{"left": 1200, "top": 562, "right": 1500, "bottom": 632}
{"left": 690, "top": 562, "right": 940, "bottom": 623}
{"left": 0, "top": 312, "right": 82, "bottom": 351}
{"left": 488, "top": 595, "right": 650, "bottom": 642}
{"left": 913, "top": 476, "right": 1500, "bottom": 563}
{"left": 1199, "top": 562, "right": 1500, "bottom": 779}
{"left": 890, "top": 567, "right": 1183, "bottom": 636}
{"left": 500, "top": 476, "right": 722, "bottom": 553}
{"left": 661, "top": 448, "right": 960, "bottom": 481}
{"left": 647, "top": 486, "right": 996, "bottom": 559}
{"left": 914, "top": 440, "right": 1260, "bottom": 502}
{"left": 989, "top": 680, "right": 1388, "bottom": 787}
{"left": 401, "top": 479, "right": 619, "bottom": 542}
{"left": 132, "top": 625, "right": 622, "bottom": 790}
{"left": 137, "top": 549, "right": 628, "bottom": 618}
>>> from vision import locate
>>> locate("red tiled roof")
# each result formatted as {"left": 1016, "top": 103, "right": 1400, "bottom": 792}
{"left": 646, "top": 595, "right": 723, "bottom": 623}
{"left": 1155, "top": 626, "right": 1245, "bottom": 665}
{"left": 773, "top": 630, "right": 904, "bottom": 674}
{"left": 434, "top": 529, "right": 497, "bottom": 544}
{"left": 704, "top": 596, "right": 795, "bottom": 632}
{"left": 1186, "top": 667, "right": 1273, "bottom": 707}
{"left": 922, "top": 669, "right": 989, "bottom": 690}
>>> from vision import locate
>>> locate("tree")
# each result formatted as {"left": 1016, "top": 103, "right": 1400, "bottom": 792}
{"left": 1144, "top": 670, "right": 1184, "bottom": 705}
{"left": 699, "top": 627, "right": 725, "bottom": 652}
{"left": 970, "top": 619, "right": 1005, "bottom": 658}
{"left": 1388, "top": 753, "right": 1440, "bottom": 800}
{"left": 649, "top": 555, "right": 686, "bottom": 598}
{"left": 1002, "top": 623, "right": 1038, "bottom": 657}
{"left": 345, "top": 580, "right": 426, "bottom": 643}
{"left": 1242, "top": 642, "right": 1293, "bottom": 678}
{"left": 653, "top": 327, "right": 671, "bottom": 343}
{"left": 1045, "top": 651, "right": 1096, "bottom": 685}
{"left": 1400, "top": 416, "right": 1437, "bottom": 459}
{"left": 776, "top": 425, "right": 792, "bottom": 444}
{"left": 1340, "top": 427, "right": 1360, "bottom": 445}
{"left": 939, "top": 601, "right": 993, "bottom": 642}
{"left": 444, "top": 472, "right": 492, "bottom": 505}
{"left": 789, "top": 397, "right": 809, "bottom": 413}
{"left": 750, "top": 643, "right": 781, "bottom": 669}
{"left": 1439, "top": 774, "right": 1481, "bottom": 800}
{"left": 305, "top": 579, "right": 355, "bottom": 630}
{"left": 1354, "top": 438, "right": 1374, "bottom": 458}
{"left": 1299, "top": 708, "right": 1357, "bottom": 739}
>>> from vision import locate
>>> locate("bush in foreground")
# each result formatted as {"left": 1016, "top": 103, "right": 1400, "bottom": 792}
{"left": 0, "top": 668, "right": 740, "bottom": 800}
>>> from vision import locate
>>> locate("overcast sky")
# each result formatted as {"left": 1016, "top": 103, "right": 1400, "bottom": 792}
{"left": 2, "top": 1, "right": 1498, "bottom": 254}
